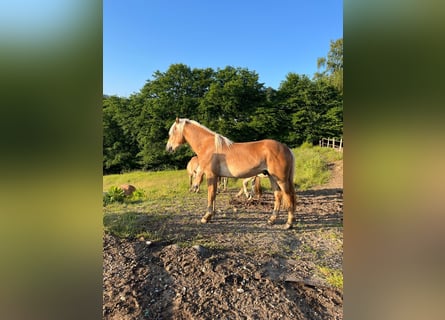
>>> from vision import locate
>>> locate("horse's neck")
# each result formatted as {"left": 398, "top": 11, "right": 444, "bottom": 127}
{"left": 183, "top": 124, "right": 214, "bottom": 155}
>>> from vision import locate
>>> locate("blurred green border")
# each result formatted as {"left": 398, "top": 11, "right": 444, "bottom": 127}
{"left": 345, "top": 1, "right": 445, "bottom": 319}
{"left": 0, "top": 1, "right": 102, "bottom": 319}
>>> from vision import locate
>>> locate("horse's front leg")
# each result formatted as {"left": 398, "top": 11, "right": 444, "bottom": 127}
{"left": 201, "top": 175, "right": 218, "bottom": 223}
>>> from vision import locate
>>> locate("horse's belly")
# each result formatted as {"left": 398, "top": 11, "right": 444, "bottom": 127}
{"left": 220, "top": 165, "right": 265, "bottom": 178}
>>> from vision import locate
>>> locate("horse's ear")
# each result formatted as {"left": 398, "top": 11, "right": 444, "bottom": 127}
{"left": 175, "top": 117, "right": 179, "bottom": 123}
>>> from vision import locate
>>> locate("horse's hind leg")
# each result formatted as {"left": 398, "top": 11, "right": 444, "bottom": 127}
{"left": 277, "top": 180, "right": 296, "bottom": 230}
{"left": 267, "top": 177, "right": 282, "bottom": 225}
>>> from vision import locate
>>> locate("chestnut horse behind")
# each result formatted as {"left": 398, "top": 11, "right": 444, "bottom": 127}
{"left": 188, "top": 157, "right": 228, "bottom": 193}
{"left": 166, "top": 118, "right": 296, "bottom": 229}
{"left": 186, "top": 156, "right": 200, "bottom": 192}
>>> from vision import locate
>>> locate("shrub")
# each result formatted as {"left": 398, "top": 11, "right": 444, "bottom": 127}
{"left": 103, "top": 186, "right": 125, "bottom": 206}
{"left": 103, "top": 186, "right": 145, "bottom": 206}
{"left": 300, "top": 141, "right": 313, "bottom": 149}
{"left": 128, "top": 188, "right": 146, "bottom": 202}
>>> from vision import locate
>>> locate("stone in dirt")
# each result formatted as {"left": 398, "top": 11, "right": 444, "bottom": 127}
{"left": 120, "top": 184, "right": 136, "bottom": 196}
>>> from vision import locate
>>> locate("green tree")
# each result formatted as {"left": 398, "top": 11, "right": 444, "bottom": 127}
{"left": 313, "top": 78, "right": 343, "bottom": 139}
{"left": 198, "top": 66, "right": 267, "bottom": 142}
{"left": 320, "top": 105, "right": 343, "bottom": 138}
{"left": 277, "top": 73, "right": 342, "bottom": 146}
{"left": 315, "top": 38, "right": 343, "bottom": 93}
{"left": 103, "top": 96, "right": 140, "bottom": 173}
{"left": 277, "top": 74, "right": 316, "bottom": 145}
{"left": 134, "top": 64, "right": 215, "bottom": 169}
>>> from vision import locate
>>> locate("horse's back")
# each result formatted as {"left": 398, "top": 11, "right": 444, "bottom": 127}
{"left": 233, "top": 139, "right": 290, "bottom": 156}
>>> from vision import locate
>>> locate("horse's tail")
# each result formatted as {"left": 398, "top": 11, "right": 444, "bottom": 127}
{"left": 289, "top": 147, "right": 295, "bottom": 185}
{"left": 287, "top": 146, "right": 297, "bottom": 209}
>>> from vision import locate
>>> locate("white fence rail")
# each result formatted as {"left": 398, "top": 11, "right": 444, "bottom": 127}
{"left": 319, "top": 137, "right": 343, "bottom": 151}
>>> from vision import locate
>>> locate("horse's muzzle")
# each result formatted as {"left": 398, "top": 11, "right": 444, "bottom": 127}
{"left": 166, "top": 144, "right": 173, "bottom": 153}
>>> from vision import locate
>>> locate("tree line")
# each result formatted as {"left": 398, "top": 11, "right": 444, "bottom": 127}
{"left": 104, "top": 39, "right": 343, "bottom": 174}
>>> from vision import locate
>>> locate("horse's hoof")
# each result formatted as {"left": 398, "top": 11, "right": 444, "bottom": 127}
{"left": 267, "top": 219, "right": 275, "bottom": 225}
{"left": 200, "top": 217, "right": 208, "bottom": 224}
{"left": 284, "top": 223, "right": 293, "bottom": 230}
{"left": 201, "top": 213, "right": 213, "bottom": 224}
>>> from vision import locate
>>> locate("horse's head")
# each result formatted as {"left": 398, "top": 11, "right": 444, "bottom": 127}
{"left": 166, "top": 118, "right": 186, "bottom": 152}
{"left": 191, "top": 166, "right": 204, "bottom": 192}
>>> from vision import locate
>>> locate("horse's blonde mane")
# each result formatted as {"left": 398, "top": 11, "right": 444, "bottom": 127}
{"left": 174, "top": 118, "right": 233, "bottom": 151}
{"left": 214, "top": 134, "right": 233, "bottom": 152}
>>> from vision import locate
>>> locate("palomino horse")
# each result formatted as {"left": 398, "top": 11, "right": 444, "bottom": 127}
{"left": 186, "top": 156, "right": 200, "bottom": 192}
{"left": 166, "top": 118, "right": 296, "bottom": 229}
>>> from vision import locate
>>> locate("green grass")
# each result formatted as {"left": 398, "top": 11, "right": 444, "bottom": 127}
{"left": 318, "top": 266, "right": 343, "bottom": 289}
{"left": 103, "top": 211, "right": 172, "bottom": 239}
{"left": 103, "top": 170, "right": 191, "bottom": 197}
{"left": 293, "top": 144, "right": 343, "bottom": 190}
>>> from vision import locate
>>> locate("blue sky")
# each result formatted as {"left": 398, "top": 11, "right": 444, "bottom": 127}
{"left": 104, "top": 0, "right": 343, "bottom": 97}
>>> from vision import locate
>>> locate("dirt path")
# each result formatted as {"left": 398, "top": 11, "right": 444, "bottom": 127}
{"left": 317, "top": 160, "right": 343, "bottom": 189}
{"left": 103, "top": 160, "right": 343, "bottom": 319}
